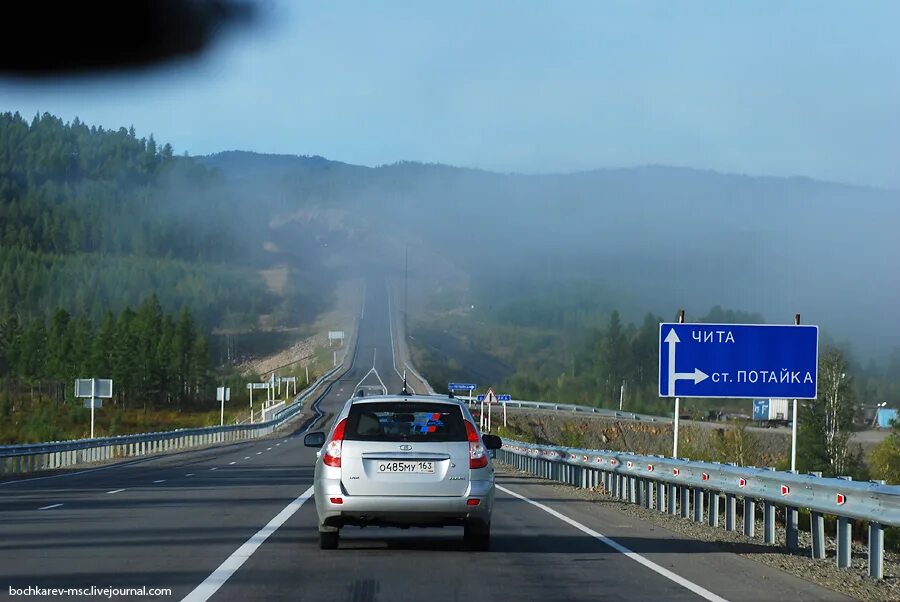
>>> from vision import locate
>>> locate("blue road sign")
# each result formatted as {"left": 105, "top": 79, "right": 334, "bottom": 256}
{"left": 476, "top": 395, "right": 485, "bottom": 402}
{"left": 658, "top": 323, "right": 818, "bottom": 399}
{"left": 448, "top": 382, "right": 477, "bottom": 391}
{"left": 498, "top": 394, "right": 511, "bottom": 402}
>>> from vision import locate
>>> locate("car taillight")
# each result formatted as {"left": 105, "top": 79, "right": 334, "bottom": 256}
{"left": 323, "top": 418, "right": 347, "bottom": 467}
{"left": 465, "top": 421, "right": 488, "bottom": 469}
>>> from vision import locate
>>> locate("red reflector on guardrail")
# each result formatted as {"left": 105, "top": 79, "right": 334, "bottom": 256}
{"left": 626, "top": 461, "right": 633, "bottom": 469}
{"left": 738, "top": 478, "right": 747, "bottom": 488}
{"left": 610, "top": 459, "right": 618, "bottom": 466}
{"left": 647, "top": 464, "right": 654, "bottom": 472}
{"left": 836, "top": 494, "right": 846, "bottom": 506}
{"left": 596, "top": 458, "right": 604, "bottom": 464}
{"left": 570, "top": 454, "right": 576, "bottom": 460}
{"left": 583, "top": 455, "right": 588, "bottom": 461}
{"left": 781, "top": 485, "right": 790, "bottom": 496}
{"left": 673, "top": 468, "right": 680, "bottom": 476}
{"left": 701, "top": 473, "right": 709, "bottom": 481}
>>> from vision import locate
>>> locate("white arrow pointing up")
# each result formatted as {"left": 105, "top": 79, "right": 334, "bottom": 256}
{"left": 665, "top": 329, "right": 709, "bottom": 396}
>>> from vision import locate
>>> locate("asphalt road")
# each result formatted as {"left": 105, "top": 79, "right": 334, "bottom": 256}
{"left": 0, "top": 281, "right": 850, "bottom": 602}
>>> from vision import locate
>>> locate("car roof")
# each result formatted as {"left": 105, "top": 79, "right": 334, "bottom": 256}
{"left": 346, "top": 394, "right": 465, "bottom": 407}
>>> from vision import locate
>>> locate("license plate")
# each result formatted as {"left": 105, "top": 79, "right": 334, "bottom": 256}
{"left": 376, "top": 461, "right": 434, "bottom": 474}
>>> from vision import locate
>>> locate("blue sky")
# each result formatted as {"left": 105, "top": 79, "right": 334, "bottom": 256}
{"left": 1, "top": 1, "right": 898, "bottom": 188}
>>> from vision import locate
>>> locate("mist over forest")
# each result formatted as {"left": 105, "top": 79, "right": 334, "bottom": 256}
{"left": 200, "top": 150, "right": 900, "bottom": 364}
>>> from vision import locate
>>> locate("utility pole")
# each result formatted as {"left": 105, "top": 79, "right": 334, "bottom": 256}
{"left": 619, "top": 381, "right": 625, "bottom": 412}
{"left": 791, "top": 313, "right": 800, "bottom": 473}
{"left": 404, "top": 244, "right": 409, "bottom": 332}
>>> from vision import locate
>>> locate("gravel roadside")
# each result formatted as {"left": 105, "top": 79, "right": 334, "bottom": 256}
{"left": 496, "top": 462, "right": 899, "bottom": 602}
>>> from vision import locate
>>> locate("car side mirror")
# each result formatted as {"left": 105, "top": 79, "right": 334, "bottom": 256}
{"left": 482, "top": 434, "right": 502, "bottom": 450}
{"left": 304, "top": 432, "right": 326, "bottom": 447}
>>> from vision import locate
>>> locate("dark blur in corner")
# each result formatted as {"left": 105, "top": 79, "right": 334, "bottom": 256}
{"left": 0, "top": 0, "right": 258, "bottom": 76}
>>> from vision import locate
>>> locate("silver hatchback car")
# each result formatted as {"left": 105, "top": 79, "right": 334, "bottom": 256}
{"left": 304, "top": 394, "right": 502, "bottom": 550}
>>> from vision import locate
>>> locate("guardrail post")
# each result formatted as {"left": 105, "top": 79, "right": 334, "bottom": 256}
{"left": 868, "top": 522, "right": 884, "bottom": 579}
{"left": 693, "top": 488, "right": 704, "bottom": 522}
{"left": 786, "top": 506, "right": 799, "bottom": 550}
{"left": 667, "top": 483, "right": 677, "bottom": 514}
{"left": 811, "top": 512, "right": 826, "bottom": 559}
{"left": 708, "top": 491, "right": 719, "bottom": 527}
{"left": 725, "top": 493, "right": 736, "bottom": 531}
{"left": 680, "top": 486, "right": 690, "bottom": 518}
{"left": 763, "top": 501, "right": 776, "bottom": 544}
{"left": 628, "top": 476, "right": 636, "bottom": 503}
{"left": 643, "top": 479, "right": 652, "bottom": 509}
{"left": 743, "top": 497, "right": 755, "bottom": 537}
{"left": 836, "top": 517, "right": 852, "bottom": 569}
{"left": 656, "top": 481, "right": 666, "bottom": 512}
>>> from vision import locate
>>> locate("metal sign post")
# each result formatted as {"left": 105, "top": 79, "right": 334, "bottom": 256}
{"left": 217, "top": 387, "right": 231, "bottom": 427}
{"left": 75, "top": 378, "right": 113, "bottom": 439}
{"left": 791, "top": 313, "right": 800, "bottom": 473}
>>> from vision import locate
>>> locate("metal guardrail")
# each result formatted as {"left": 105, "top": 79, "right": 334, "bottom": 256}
{"left": 499, "top": 400, "right": 670, "bottom": 423}
{"left": 498, "top": 438, "right": 899, "bottom": 579}
{"left": 0, "top": 362, "right": 343, "bottom": 477}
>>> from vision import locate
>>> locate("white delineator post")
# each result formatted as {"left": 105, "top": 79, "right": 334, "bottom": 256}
{"left": 791, "top": 313, "right": 800, "bottom": 472}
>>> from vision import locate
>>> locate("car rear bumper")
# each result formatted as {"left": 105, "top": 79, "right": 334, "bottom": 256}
{"left": 315, "top": 478, "right": 494, "bottom": 529}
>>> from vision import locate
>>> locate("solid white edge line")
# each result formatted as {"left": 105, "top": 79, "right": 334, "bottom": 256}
{"left": 39, "top": 503, "right": 63, "bottom": 510}
{"left": 107, "top": 488, "right": 126, "bottom": 494}
{"left": 182, "top": 486, "right": 315, "bottom": 602}
{"left": 153, "top": 479, "right": 166, "bottom": 483}
{"left": 496, "top": 484, "right": 730, "bottom": 602}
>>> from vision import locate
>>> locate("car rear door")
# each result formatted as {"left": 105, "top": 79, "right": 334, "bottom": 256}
{"left": 339, "top": 400, "right": 471, "bottom": 497}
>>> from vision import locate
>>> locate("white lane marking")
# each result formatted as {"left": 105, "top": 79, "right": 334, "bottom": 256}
{"left": 267, "top": 447, "right": 272, "bottom": 451}
{"left": 283, "top": 439, "right": 289, "bottom": 443}
{"left": 496, "top": 485, "right": 730, "bottom": 602}
{"left": 229, "top": 461, "right": 237, "bottom": 465}
{"left": 39, "top": 504, "right": 63, "bottom": 510}
{"left": 256, "top": 452, "right": 263, "bottom": 455}
{"left": 182, "top": 486, "right": 315, "bottom": 602}
{"left": 153, "top": 479, "right": 166, "bottom": 484}
{"left": 185, "top": 473, "right": 194, "bottom": 477}
{"left": 244, "top": 456, "right": 251, "bottom": 460}
{"left": 210, "top": 467, "right": 218, "bottom": 471}
{"left": 275, "top": 444, "right": 281, "bottom": 447}
{"left": 107, "top": 488, "right": 126, "bottom": 494}
{"left": 387, "top": 285, "right": 416, "bottom": 394}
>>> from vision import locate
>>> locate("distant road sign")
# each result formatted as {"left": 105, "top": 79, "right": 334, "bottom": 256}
{"left": 216, "top": 387, "right": 231, "bottom": 402}
{"left": 448, "top": 383, "right": 476, "bottom": 391}
{"left": 658, "top": 323, "right": 818, "bottom": 399}
{"left": 476, "top": 395, "right": 485, "bottom": 402}
{"left": 328, "top": 331, "right": 345, "bottom": 341}
{"left": 247, "top": 383, "right": 270, "bottom": 390}
{"left": 75, "top": 378, "right": 113, "bottom": 398}
{"left": 498, "top": 394, "right": 511, "bottom": 402}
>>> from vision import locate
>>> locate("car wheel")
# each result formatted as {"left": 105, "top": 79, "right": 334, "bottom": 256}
{"left": 319, "top": 529, "right": 339, "bottom": 550}
{"left": 464, "top": 522, "right": 490, "bottom": 551}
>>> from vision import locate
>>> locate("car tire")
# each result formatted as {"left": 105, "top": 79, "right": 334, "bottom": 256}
{"left": 464, "top": 522, "right": 490, "bottom": 551}
{"left": 319, "top": 529, "right": 339, "bottom": 550}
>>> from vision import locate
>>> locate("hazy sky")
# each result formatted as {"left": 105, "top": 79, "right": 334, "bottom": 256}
{"left": 1, "top": 1, "right": 898, "bottom": 188}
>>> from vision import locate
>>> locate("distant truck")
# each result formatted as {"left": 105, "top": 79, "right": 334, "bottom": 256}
{"left": 752, "top": 398, "right": 790, "bottom": 427}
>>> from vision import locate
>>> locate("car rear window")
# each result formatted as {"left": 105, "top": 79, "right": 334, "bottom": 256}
{"left": 344, "top": 402, "right": 467, "bottom": 442}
